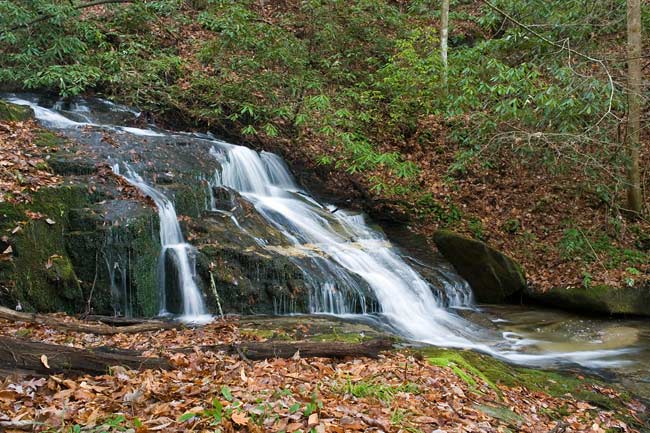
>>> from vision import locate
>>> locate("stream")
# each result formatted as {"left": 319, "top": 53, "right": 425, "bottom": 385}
{"left": 4, "top": 93, "right": 649, "bottom": 398}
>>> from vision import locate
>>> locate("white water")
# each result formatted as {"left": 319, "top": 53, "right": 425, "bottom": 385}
{"left": 209, "top": 146, "right": 487, "bottom": 344}
{"left": 6, "top": 94, "right": 636, "bottom": 368}
{"left": 112, "top": 163, "right": 210, "bottom": 323}
{"left": 207, "top": 143, "right": 634, "bottom": 367}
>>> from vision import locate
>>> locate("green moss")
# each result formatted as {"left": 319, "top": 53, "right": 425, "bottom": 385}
{"left": 129, "top": 216, "right": 161, "bottom": 317}
{"left": 433, "top": 230, "right": 526, "bottom": 303}
{"left": 474, "top": 404, "right": 524, "bottom": 427}
{"left": 1, "top": 186, "right": 90, "bottom": 312}
{"left": 311, "top": 330, "right": 366, "bottom": 344}
{"left": 418, "top": 346, "right": 638, "bottom": 423}
{"left": 529, "top": 284, "right": 650, "bottom": 316}
{"left": 240, "top": 328, "right": 293, "bottom": 341}
{"left": 427, "top": 351, "right": 499, "bottom": 394}
{"left": 33, "top": 130, "right": 64, "bottom": 149}
{"left": 11, "top": 220, "right": 81, "bottom": 312}
{"left": 168, "top": 183, "right": 209, "bottom": 218}
{"left": 0, "top": 101, "right": 33, "bottom": 121}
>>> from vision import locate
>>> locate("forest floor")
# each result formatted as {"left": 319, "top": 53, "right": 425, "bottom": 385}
{"left": 0, "top": 313, "right": 647, "bottom": 433}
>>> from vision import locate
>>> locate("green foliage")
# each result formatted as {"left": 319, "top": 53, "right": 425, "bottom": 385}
{"left": 0, "top": 0, "right": 641, "bottom": 220}
{"left": 335, "top": 377, "right": 420, "bottom": 404}
{"left": 51, "top": 414, "right": 139, "bottom": 432}
{"left": 559, "top": 225, "right": 649, "bottom": 270}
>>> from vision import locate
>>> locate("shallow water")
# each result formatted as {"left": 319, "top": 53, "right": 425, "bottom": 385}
{"left": 480, "top": 304, "right": 650, "bottom": 398}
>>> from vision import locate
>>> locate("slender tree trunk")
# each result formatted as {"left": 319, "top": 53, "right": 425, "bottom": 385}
{"left": 626, "top": 0, "right": 643, "bottom": 214}
{"left": 440, "top": 0, "right": 450, "bottom": 85}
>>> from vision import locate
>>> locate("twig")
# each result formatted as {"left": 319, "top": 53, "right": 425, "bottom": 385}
{"left": 234, "top": 344, "right": 254, "bottom": 368}
{"left": 576, "top": 227, "right": 607, "bottom": 273}
{"left": 209, "top": 270, "right": 225, "bottom": 320}
{"left": 83, "top": 251, "right": 100, "bottom": 318}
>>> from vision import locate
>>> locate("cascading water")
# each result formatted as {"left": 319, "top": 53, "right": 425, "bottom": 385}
{"left": 5, "top": 93, "right": 637, "bottom": 368}
{"left": 112, "top": 163, "right": 210, "bottom": 323}
{"left": 208, "top": 144, "right": 482, "bottom": 346}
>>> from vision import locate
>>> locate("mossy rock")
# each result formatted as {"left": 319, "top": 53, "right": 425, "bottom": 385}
{"left": 419, "top": 347, "right": 646, "bottom": 429}
{"left": 433, "top": 230, "right": 526, "bottom": 303}
{"left": 0, "top": 100, "right": 33, "bottom": 121}
{"left": 49, "top": 157, "right": 98, "bottom": 176}
{"left": 527, "top": 284, "right": 650, "bottom": 316}
{"left": 196, "top": 243, "right": 309, "bottom": 315}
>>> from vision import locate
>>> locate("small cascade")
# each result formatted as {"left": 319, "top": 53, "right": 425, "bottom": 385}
{"left": 208, "top": 144, "right": 480, "bottom": 345}
{"left": 103, "top": 228, "right": 133, "bottom": 317}
{"left": 113, "top": 163, "right": 210, "bottom": 323}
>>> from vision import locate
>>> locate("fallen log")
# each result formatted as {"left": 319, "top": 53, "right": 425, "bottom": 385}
{"left": 0, "top": 306, "right": 180, "bottom": 335}
{"left": 82, "top": 315, "right": 157, "bottom": 327}
{"left": 0, "top": 336, "right": 392, "bottom": 378}
{"left": 191, "top": 338, "right": 394, "bottom": 360}
{"left": 0, "top": 336, "right": 171, "bottom": 376}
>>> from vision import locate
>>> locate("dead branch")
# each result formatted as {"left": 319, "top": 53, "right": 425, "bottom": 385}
{"left": 0, "top": 306, "right": 181, "bottom": 335}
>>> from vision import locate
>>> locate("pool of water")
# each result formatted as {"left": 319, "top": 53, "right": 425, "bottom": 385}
{"left": 479, "top": 304, "right": 650, "bottom": 399}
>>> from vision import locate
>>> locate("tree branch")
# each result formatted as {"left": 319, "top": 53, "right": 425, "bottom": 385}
{"left": 7, "top": 0, "right": 135, "bottom": 33}
{"left": 479, "top": 0, "right": 617, "bottom": 130}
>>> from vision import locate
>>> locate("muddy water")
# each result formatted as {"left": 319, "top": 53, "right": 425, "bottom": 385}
{"left": 479, "top": 304, "right": 650, "bottom": 399}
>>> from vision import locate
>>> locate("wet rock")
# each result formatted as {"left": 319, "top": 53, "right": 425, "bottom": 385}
{"left": 49, "top": 157, "right": 98, "bottom": 176}
{"left": 189, "top": 208, "right": 309, "bottom": 315}
{"left": 211, "top": 186, "right": 236, "bottom": 212}
{"left": 0, "top": 100, "right": 33, "bottom": 121}
{"left": 433, "top": 230, "right": 526, "bottom": 303}
{"left": 526, "top": 284, "right": 650, "bottom": 317}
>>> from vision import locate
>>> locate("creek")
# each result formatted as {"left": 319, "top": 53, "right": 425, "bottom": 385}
{"left": 4, "top": 94, "right": 649, "bottom": 398}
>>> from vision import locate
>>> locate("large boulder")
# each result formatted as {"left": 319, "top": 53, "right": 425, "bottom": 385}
{"left": 526, "top": 284, "right": 650, "bottom": 316}
{"left": 432, "top": 230, "right": 526, "bottom": 303}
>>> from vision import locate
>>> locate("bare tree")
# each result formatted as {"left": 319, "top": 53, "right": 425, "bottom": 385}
{"left": 626, "top": 0, "right": 643, "bottom": 215}
{"left": 440, "top": 0, "right": 449, "bottom": 84}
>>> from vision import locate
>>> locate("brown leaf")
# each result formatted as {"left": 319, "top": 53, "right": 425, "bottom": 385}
{"left": 231, "top": 411, "right": 249, "bottom": 426}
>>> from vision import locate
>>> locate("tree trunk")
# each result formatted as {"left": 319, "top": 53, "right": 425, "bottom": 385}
{"left": 0, "top": 336, "right": 393, "bottom": 377}
{"left": 0, "top": 336, "right": 171, "bottom": 376}
{"left": 626, "top": 0, "right": 643, "bottom": 214}
{"left": 440, "top": 0, "right": 450, "bottom": 84}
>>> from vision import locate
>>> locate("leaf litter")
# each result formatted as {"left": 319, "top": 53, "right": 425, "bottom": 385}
{"left": 0, "top": 314, "right": 645, "bottom": 433}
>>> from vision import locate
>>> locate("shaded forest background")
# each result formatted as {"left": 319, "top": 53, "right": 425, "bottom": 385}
{"left": 1, "top": 0, "right": 648, "bottom": 293}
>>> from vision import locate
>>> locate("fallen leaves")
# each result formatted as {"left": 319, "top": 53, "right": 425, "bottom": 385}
{"left": 0, "top": 120, "right": 62, "bottom": 205}
{"left": 0, "top": 313, "right": 644, "bottom": 433}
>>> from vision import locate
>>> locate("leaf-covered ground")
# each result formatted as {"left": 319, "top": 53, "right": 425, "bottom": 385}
{"left": 0, "top": 120, "right": 62, "bottom": 206}
{"left": 0, "top": 314, "right": 647, "bottom": 433}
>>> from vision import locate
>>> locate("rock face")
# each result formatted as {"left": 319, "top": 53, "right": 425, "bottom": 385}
{"left": 526, "top": 284, "right": 650, "bottom": 316}
{"left": 0, "top": 98, "right": 310, "bottom": 316}
{"left": 432, "top": 230, "right": 526, "bottom": 303}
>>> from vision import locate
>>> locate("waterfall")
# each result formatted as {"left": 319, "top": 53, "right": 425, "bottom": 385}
{"left": 208, "top": 144, "right": 480, "bottom": 345}
{"left": 112, "top": 163, "right": 210, "bottom": 323}
{"left": 7, "top": 93, "right": 635, "bottom": 369}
